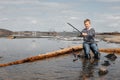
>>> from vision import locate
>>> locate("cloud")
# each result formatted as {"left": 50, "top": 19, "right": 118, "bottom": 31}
{"left": 31, "top": 20, "right": 38, "bottom": 24}
{"left": 96, "top": 0, "right": 120, "bottom": 2}
{"left": 111, "top": 6, "right": 120, "bottom": 10}
{"left": 95, "top": 13, "right": 120, "bottom": 20}
{"left": 0, "top": 0, "right": 39, "bottom": 4}
{"left": 107, "top": 15, "right": 120, "bottom": 20}
{"left": 0, "top": 18, "right": 9, "bottom": 21}
{"left": 94, "top": 13, "right": 120, "bottom": 31}
{"left": 108, "top": 23, "right": 120, "bottom": 28}
{"left": 69, "top": 17, "right": 79, "bottom": 20}
{"left": 0, "top": 0, "right": 70, "bottom": 8}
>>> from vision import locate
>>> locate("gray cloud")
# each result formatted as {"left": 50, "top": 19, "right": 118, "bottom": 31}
{"left": 111, "top": 6, "right": 120, "bottom": 10}
{"left": 96, "top": 0, "right": 120, "bottom": 2}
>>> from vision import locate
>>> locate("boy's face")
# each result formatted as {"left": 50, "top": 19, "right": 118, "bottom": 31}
{"left": 84, "top": 21, "right": 91, "bottom": 29}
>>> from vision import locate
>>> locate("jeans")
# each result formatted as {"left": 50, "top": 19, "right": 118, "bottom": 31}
{"left": 83, "top": 42, "right": 100, "bottom": 58}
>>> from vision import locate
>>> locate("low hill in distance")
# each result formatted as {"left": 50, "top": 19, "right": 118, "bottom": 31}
{"left": 0, "top": 29, "right": 13, "bottom": 37}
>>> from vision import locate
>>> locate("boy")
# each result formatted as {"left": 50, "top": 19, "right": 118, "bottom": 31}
{"left": 81, "top": 19, "right": 100, "bottom": 59}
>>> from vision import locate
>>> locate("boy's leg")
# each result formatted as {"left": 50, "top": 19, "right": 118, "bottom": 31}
{"left": 90, "top": 43, "right": 100, "bottom": 59}
{"left": 83, "top": 42, "right": 91, "bottom": 59}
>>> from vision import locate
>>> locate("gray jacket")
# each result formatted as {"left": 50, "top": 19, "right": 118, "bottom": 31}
{"left": 81, "top": 28, "right": 95, "bottom": 43}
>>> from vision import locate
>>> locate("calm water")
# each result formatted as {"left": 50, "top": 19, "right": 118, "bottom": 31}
{"left": 0, "top": 38, "right": 120, "bottom": 80}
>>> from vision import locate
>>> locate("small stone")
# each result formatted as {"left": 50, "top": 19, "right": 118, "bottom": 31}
{"left": 73, "top": 58, "right": 78, "bottom": 62}
{"left": 77, "top": 54, "right": 84, "bottom": 58}
{"left": 105, "top": 53, "right": 117, "bottom": 61}
{"left": 0, "top": 56, "right": 3, "bottom": 58}
{"left": 101, "top": 60, "right": 110, "bottom": 66}
{"left": 98, "top": 67, "right": 108, "bottom": 76}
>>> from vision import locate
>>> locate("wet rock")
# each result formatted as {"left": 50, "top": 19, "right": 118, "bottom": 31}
{"left": 98, "top": 67, "right": 108, "bottom": 76}
{"left": 101, "top": 60, "right": 110, "bottom": 66}
{"left": 77, "top": 54, "right": 85, "bottom": 58}
{"left": 73, "top": 53, "right": 85, "bottom": 62}
{"left": 73, "top": 58, "right": 78, "bottom": 62}
{"left": 0, "top": 56, "right": 3, "bottom": 58}
{"left": 105, "top": 53, "right": 117, "bottom": 61}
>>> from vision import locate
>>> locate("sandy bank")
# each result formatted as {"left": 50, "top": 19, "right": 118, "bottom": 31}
{"left": 96, "top": 35, "right": 120, "bottom": 43}
{"left": 104, "top": 36, "right": 120, "bottom": 43}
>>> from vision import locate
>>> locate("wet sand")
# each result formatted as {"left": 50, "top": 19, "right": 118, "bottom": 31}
{"left": 103, "top": 36, "right": 120, "bottom": 43}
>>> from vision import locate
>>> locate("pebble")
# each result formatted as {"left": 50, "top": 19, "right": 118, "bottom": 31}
{"left": 98, "top": 67, "right": 108, "bottom": 76}
{"left": 101, "top": 60, "right": 110, "bottom": 66}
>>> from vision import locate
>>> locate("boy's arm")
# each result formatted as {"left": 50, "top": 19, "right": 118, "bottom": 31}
{"left": 88, "top": 28, "right": 95, "bottom": 37}
{"left": 81, "top": 28, "right": 95, "bottom": 37}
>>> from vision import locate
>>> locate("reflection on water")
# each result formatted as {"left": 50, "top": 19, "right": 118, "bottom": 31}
{"left": 79, "top": 58, "right": 99, "bottom": 80}
{"left": 0, "top": 38, "right": 119, "bottom": 80}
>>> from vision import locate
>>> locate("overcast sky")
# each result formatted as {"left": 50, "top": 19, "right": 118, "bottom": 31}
{"left": 0, "top": 0, "right": 119, "bottom": 32}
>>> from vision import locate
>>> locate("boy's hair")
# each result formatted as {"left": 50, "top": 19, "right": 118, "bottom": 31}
{"left": 84, "top": 19, "right": 91, "bottom": 24}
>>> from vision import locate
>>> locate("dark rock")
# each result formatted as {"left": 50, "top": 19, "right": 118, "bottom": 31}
{"left": 73, "top": 58, "right": 78, "bottom": 62}
{"left": 77, "top": 54, "right": 85, "bottom": 58}
{"left": 105, "top": 53, "right": 117, "bottom": 61}
{"left": 0, "top": 56, "right": 3, "bottom": 58}
{"left": 98, "top": 67, "right": 108, "bottom": 76}
{"left": 101, "top": 60, "right": 110, "bottom": 66}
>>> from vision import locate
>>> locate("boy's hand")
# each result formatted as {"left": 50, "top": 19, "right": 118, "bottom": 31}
{"left": 82, "top": 33, "right": 88, "bottom": 36}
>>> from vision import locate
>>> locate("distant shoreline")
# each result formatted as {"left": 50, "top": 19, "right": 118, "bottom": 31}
{"left": 0, "top": 28, "right": 120, "bottom": 43}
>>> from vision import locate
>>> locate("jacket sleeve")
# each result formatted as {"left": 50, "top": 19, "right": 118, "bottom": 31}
{"left": 88, "top": 28, "right": 95, "bottom": 37}
{"left": 81, "top": 29, "right": 85, "bottom": 37}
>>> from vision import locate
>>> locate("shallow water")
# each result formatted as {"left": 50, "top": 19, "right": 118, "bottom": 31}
{"left": 0, "top": 38, "right": 120, "bottom": 80}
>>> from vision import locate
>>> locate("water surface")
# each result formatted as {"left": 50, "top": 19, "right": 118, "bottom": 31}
{"left": 0, "top": 38, "right": 120, "bottom": 80}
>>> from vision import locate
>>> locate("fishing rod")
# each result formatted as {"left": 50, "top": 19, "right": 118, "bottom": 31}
{"left": 67, "top": 23, "right": 82, "bottom": 35}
